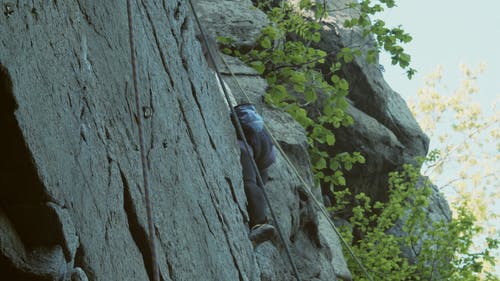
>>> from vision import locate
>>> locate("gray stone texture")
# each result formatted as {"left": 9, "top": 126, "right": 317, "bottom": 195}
{"left": 307, "top": 1, "right": 452, "bottom": 265}
{"left": 192, "top": 0, "right": 269, "bottom": 48}
{"left": 218, "top": 53, "right": 351, "bottom": 281}
{"left": 304, "top": 0, "right": 430, "bottom": 201}
{"left": 1, "top": 0, "right": 254, "bottom": 280}
{"left": 0, "top": 0, "right": 451, "bottom": 280}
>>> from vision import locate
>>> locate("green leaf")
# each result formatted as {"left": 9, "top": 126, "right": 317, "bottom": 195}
{"left": 338, "top": 80, "right": 349, "bottom": 91}
{"left": 290, "top": 72, "right": 307, "bottom": 84}
{"left": 344, "top": 162, "right": 353, "bottom": 171}
{"left": 331, "top": 75, "right": 340, "bottom": 84}
{"left": 366, "top": 50, "right": 378, "bottom": 64}
{"left": 311, "top": 32, "right": 321, "bottom": 43}
{"left": 304, "top": 89, "right": 317, "bottom": 102}
{"left": 337, "top": 97, "right": 349, "bottom": 110}
{"left": 334, "top": 171, "right": 346, "bottom": 185}
{"left": 329, "top": 159, "right": 340, "bottom": 170}
{"left": 217, "top": 36, "right": 234, "bottom": 45}
{"left": 275, "top": 84, "right": 287, "bottom": 96}
{"left": 357, "top": 154, "right": 366, "bottom": 164}
{"left": 293, "top": 83, "right": 305, "bottom": 93}
{"left": 315, "top": 157, "right": 327, "bottom": 170}
{"left": 250, "top": 61, "right": 265, "bottom": 74}
{"left": 261, "top": 37, "right": 272, "bottom": 49}
{"left": 326, "top": 134, "right": 335, "bottom": 146}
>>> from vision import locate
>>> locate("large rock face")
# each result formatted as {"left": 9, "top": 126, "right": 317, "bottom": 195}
{"left": 0, "top": 0, "right": 254, "bottom": 280}
{"left": 0, "top": 0, "right": 349, "bottom": 280}
{"left": 0, "top": 0, "right": 450, "bottom": 280}
{"left": 218, "top": 54, "right": 352, "bottom": 281}
{"left": 312, "top": 0, "right": 430, "bottom": 201}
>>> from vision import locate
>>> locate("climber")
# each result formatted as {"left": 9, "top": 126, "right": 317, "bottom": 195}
{"left": 232, "top": 104, "right": 277, "bottom": 243}
{"left": 197, "top": 34, "right": 277, "bottom": 244}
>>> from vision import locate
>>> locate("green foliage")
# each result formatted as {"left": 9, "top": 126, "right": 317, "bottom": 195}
{"left": 217, "top": 2, "right": 500, "bottom": 279}
{"left": 332, "top": 161, "right": 499, "bottom": 280}
{"left": 221, "top": 1, "right": 368, "bottom": 186}
{"left": 409, "top": 64, "right": 500, "bottom": 279}
{"left": 220, "top": 0, "right": 416, "bottom": 185}
{"left": 344, "top": 0, "right": 416, "bottom": 78}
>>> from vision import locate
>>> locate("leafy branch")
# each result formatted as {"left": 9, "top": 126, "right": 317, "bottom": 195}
{"left": 222, "top": 1, "right": 365, "bottom": 186}
{"left": 215, "top": 1, "right": 500, "bottom": 279}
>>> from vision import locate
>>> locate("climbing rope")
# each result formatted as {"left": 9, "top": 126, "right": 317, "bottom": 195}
{"left": 126, "top": 1, "right": 159, "bottom": 281}
{"left": 219, "top": 55, "right": 376, "bottom": 281}
{"left": 188, "top": 1, "right": 303, "bottom": 281}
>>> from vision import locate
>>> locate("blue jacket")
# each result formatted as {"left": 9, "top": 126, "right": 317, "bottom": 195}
{"left": 233, "top": 104, "right": 276, "bottom": 170}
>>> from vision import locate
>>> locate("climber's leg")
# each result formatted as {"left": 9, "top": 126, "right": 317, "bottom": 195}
{"left": 240, "top": 145, "right": 276, "bottom": 244}
{"left": 240, "top": 144, "right": 267, "bottom": 226}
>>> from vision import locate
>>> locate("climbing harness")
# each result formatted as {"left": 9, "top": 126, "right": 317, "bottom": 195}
{"left": 188, "top": 1, "right": 303, "bottom": 281}
{"left": 219, "top": 48, "right": 376, "bottom": 281}
{"left": 126, "top": 1, "right": 159, "bottom": 281}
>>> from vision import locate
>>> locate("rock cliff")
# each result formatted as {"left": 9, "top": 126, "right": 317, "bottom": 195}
{"left": 0, "top": 1, "right": 450, "bottom": 281}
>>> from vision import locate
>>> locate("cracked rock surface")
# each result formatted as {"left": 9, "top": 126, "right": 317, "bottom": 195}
{"left": 1, "top": 0, "right": 345, "bottom": 280}
{"left": 0, "top": 0, "right": 450, "bottom": 280}
{"left": 1, "top": 0, "right": 254, "bottom": 280}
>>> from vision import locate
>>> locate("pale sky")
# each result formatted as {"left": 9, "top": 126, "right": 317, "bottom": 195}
{"left": 378, "top": 0, "right": 500, "bottom": 102}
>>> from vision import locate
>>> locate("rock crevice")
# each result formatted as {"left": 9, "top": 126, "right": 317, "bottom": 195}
{"left": 0, "top": 1, "right": 450, "bottom": 280}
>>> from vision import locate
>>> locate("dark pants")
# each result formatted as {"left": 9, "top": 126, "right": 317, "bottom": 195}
{"left": 240, "top": 144, "right": 268, "bottom": 227}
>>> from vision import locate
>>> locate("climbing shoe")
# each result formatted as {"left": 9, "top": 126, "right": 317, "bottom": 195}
{"left": 249, "top": 223, "right": 276, "bottom": 245}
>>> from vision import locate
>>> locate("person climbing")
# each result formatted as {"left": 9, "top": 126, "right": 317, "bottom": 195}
{"left": 197, "top": 34, "right": 277, "bottom": 244}
{"left": 232, "top": 104, "right": 277, "bottom": 244}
